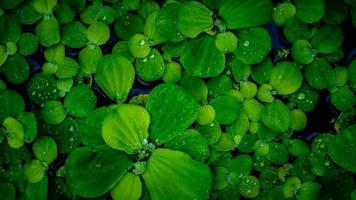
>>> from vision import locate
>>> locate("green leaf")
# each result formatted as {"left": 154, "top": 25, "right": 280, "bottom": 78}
{"left": 295, "top": 0, "right": 325, "bottom": 23}
{"left": 296, "top": 182, "right": 321, "bottom": 200}
{"left": 146, "top": 83, "right": 198, "bottom": 145}
{"left": 142, "top": 148, "right": 212, "bottom": 200}
{"left": 239, "top": 175, "right": 260, "bottom": 198}
{"left": 215, "top": 32, "right": 238, "bottom": 53}
{"left": 156, "top": 2, "right": 185, "bottom": 42}
{"left": 304, "top": 58, "right": 335, "bottom": 90}
{"left": 42, "top": 100, "right": 66, "bottom": 125}
{"left": 0, "top": 14, "right": 21, "bottom": 43}
{"left": 0, "top": 183, "right": 15, "bottom": 200}
{"left": 114, "top": 12, "right": 144, "bottom": 41}
{"left": 310, "top": 25, "right": 344, "bottom": 54}
{"left": 261, "top": 99, "right": 292, "bottom": 132}
{"left": 135, "top": 48, "right": 165, "bottom": 81}
{"left": 283, "top": 17, "right": 310, "bottom": 43}
{"left": 32, "top": 136, "right": 57, "bottom": 165}
{"left": 102, "top": 104, "right": 149, "bottom": 154}
{"left": 61, "top": 21, "right": 87, "bottom": 49}
{"left": 24, "top": 175, "right": 48, "bottom": 200}
{"left": 269, "top": 61, "right": 303, "bottom": 95}
{"left": 17, "top": 112, "right": 37, "bottom": 143}
{"left": 87, "top": 21, "right": 110, "bottom": 45}
{"left": 234, "top": 27, "right": 271, "bottom": 65}
{"left": 64, "top": 85, "right": 97, "bottom": 118}
{"left": 50, "top": 117, "right": 81, "bottom": 154}
{"left": 330, "top": 86, "right": 356, "bottom": 111}
{"left": 322, "top": 0, "right": 349, "bottom": 24}
{"left": 181, "top": 35, "right": 225, "bottom": 78}
{"left": 14, "top": 2, "right": 42, "bottom": 25}
{"left": 35, "top": 16, "right": 60, "bottom": 47}
{"left": 95, "top": 54, "right": 135, "bottom": 102}
{"left": 178, "top": 1, "right": 213, "bottom": 38}
{"left": 165, "top": 129, "right": 209, "bottom": 162}
{"left": 32, "top": 0, "right": 57, "bottom": 14}
{"left": 79, "top": 45, "right": 102, "bottom": 74}
{"left": 18, "top": 33, "right": 39, "bottom": 56}
{"left": 210, "top": 95, "right": 241, "bottom": 125}
{"left": 65, "top": 146, "right": 132, "bottom": 198}
{"left": 111, "top": 173, "right": 142, "bottom": 200}
{"left": 329, "top": 125, "right": 356, "bottom": 173}
{"left": 0, "top": 45, "right": 8, "bottom": 66}
{"left": 291, "top": 40, "right": 316, "bottom": 65}
{"left": 219, "top": 0, "right": 273, "bottom": 29}
{"left": 78, "top": 106, "right": 112, "bottom": 148}
{"left": 54, "top": 3, "right": 75, "bottom": 24}
{"left": 3, "top": 117, "right": 25, "bottom": 148}
{"left": 0, "top": 89, "right": 25, "bottom": 123}
{"left": 1, "top": 54, "right": 30, "bottom": 84}
{"left": 55, "top": 57, "right": 80, "bottom": 79}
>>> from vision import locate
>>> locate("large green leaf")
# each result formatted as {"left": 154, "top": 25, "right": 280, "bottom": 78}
{"left": 65, "top": 146, "right": 132, "bottom": 198}
{"left": 102, "top": 104, "right": 150, "bottom": 154}
{"left": 142, "top": 148, "right": 212, "bottom": 200}
{"left": 219, "top": 0, "right": 273, "bottom": 29}
{"left": 329, "top": 125, "right": 356, "bottom": 173}
{"left": 146, "top": 84, "right": 198, "bottom": 145}
{"left": 181, "top": 35, "right": 225, "bottom": 78}
{"left": 95, "top": 54, "right": 135, "bottom": 102}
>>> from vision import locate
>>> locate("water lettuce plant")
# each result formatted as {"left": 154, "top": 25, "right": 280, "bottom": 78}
{"left": 0, "top": 0, "right": 356, "bottom": 200}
